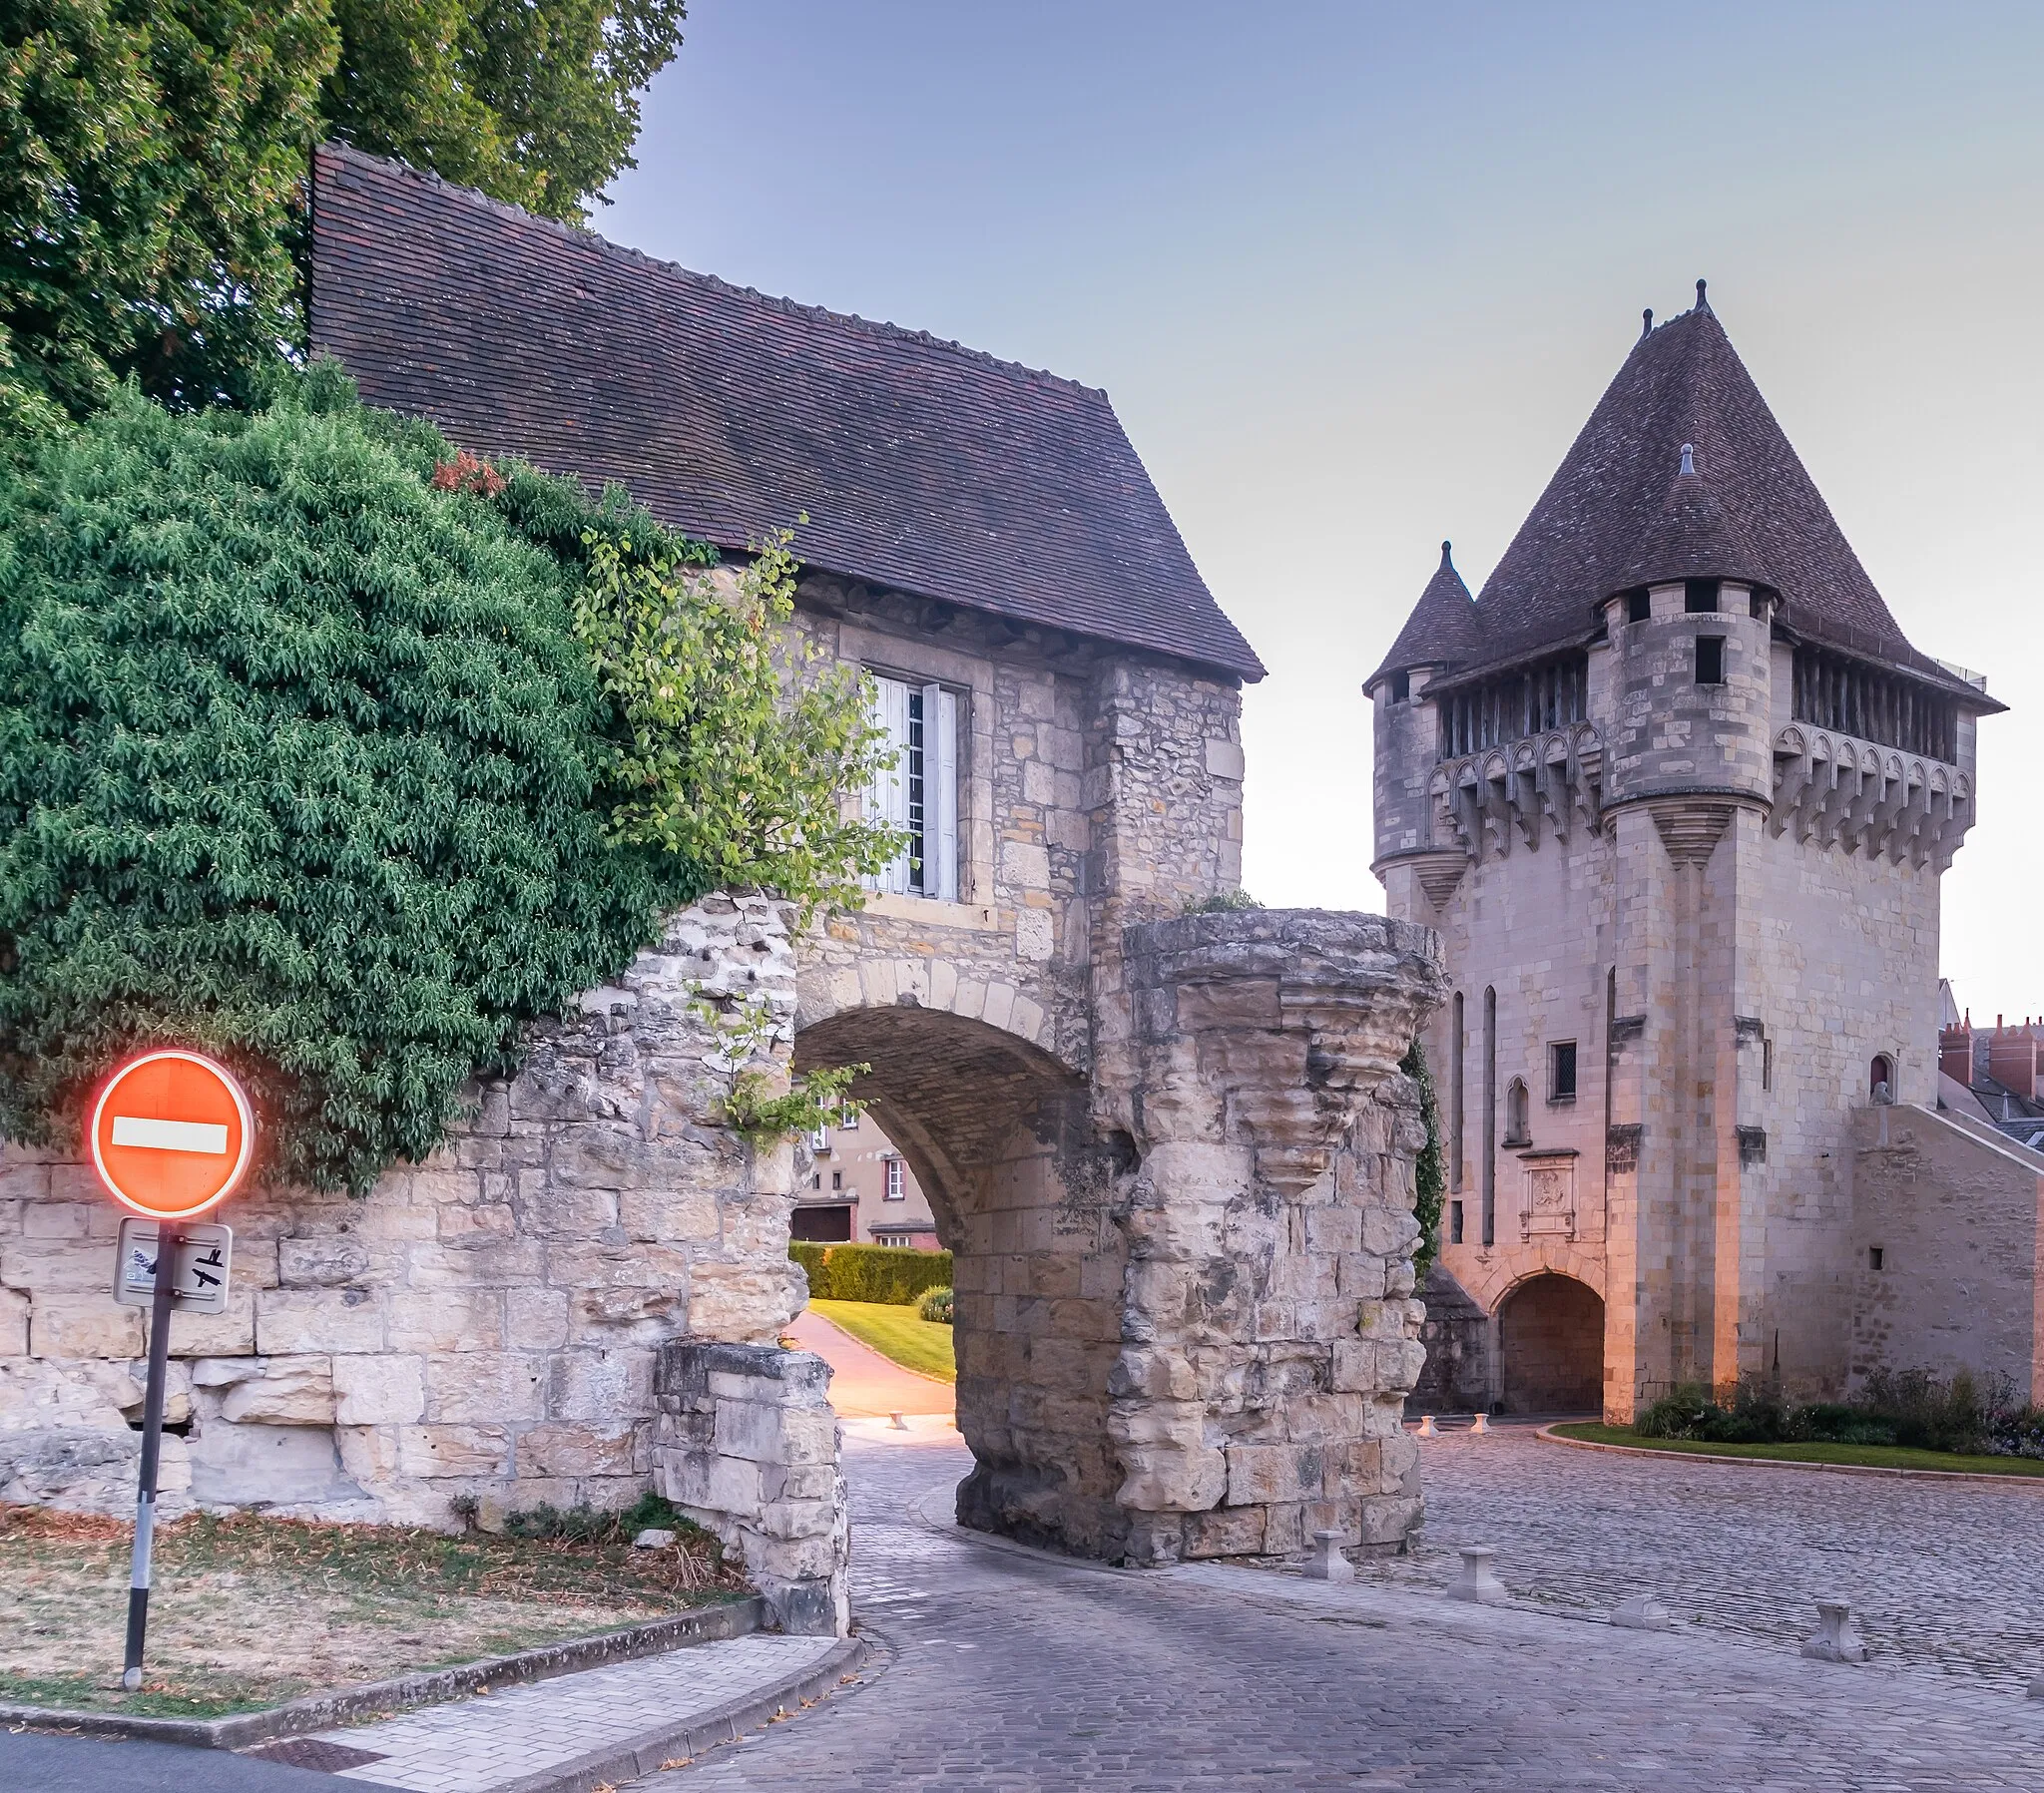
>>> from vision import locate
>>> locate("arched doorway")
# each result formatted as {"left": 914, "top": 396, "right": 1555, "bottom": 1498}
{"left": 793, "top": 1002, "right": 1127, "bottom": 1556}
{"left": 1497, "top": 1273, "right": 1605, "bottom": 1414}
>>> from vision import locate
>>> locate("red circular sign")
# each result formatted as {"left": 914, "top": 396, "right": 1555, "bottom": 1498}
{"left": 90, "top": 1051, "right": 255, "bottom": 1219}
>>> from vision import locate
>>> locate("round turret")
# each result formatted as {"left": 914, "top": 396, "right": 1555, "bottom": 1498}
{"left": 1599, "top": 446, "right": 1777, "bottom": 811}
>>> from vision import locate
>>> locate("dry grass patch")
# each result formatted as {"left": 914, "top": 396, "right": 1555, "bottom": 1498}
{"left": 0, "top": 1496, "right": 747, "bottom": 1718}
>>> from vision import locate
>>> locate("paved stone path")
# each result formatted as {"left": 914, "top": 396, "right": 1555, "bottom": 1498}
{"left": 1385, "top": 1425, "right": 2044, "bottom": 1693}
{"left": 296, "top": 1632, "right": 840, "bottom": 1792}
{"left": 785, "top": 1308, "right": 955, "bottom": 1420}
{"left": 624, "top": 1429, "right": 2044, "bottom": 1790}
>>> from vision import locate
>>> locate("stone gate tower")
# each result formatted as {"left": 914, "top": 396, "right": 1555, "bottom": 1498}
{"left": 1368, "top": 285, "right": 2003, "bottom": 1419}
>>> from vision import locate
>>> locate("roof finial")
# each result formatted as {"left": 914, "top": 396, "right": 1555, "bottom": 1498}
{"left": 1695, "top": 276, "right": 1710, "bottom": 311}
{"left": 1440, "top": 539, "right": 1453, "bottom": 568}
{"left": 1641, "top": 307, "right": 1653, "bottom": 338}
{"left": 1679, "top": 442, "right": 1696, "bottom": 476}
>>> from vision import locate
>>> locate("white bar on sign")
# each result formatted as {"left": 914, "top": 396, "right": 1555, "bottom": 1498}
{"left": 111, "top": 1116, "right": 230, "bottom": 1155}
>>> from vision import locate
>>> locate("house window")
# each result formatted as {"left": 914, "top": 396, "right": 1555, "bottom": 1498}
{"left": 1695, "top": 635, "right": 1725, "bottom": 685}
{"left": 1449, "top": 1199, "right": 1464, "bottom": 1245}
{"left": 838, "top": 1107, "right": 858, "bottom": 1130}
{"left": 1685, "top": 579, "right": 1721, "bottom": 613}
{"left": 884, "top": 1157, "right": 905, "bottom": 1201}
{"left": 808, "top": 1125, "right": 831, "bottom": 1155}
{"left": 865, "top": 673, "right": 959, "bottom": 901}
{"left": 1388, "top": 671, "right": 1410, "bottom": 703}
{"left": 1549, "top": 1042, "right": 1577, "bottom": 1103}
{"left": 1869, "top": 1054, "right": 1893, "bottom": 1099}
{"left": 1868, "top": 1246, "right": 1884, "bottom": 1272}
{"left": 1626, "top": 589, "right": 1651, "bottom": 624}
{"left": 831, "top": 1170, "right": 842, "bottom": 1190}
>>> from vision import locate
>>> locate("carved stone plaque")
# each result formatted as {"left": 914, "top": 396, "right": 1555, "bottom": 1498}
{"left": 1520, "top": 1151, "right": 1578, "bottom": 1239}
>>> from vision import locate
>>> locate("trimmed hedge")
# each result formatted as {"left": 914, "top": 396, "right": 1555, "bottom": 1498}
{"left": 790, "top": 1241, "right": 953, "bottom": 1305}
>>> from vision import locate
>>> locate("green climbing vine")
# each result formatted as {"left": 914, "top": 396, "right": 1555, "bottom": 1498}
{"left": 1403, "top": 1038, "right": 1446, "bottom": 1280}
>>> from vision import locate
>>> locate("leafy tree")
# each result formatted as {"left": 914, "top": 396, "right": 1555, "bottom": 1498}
{"left": 0, "top": 366, "right": 893, "bottom": 1191}
{"left": 1, "top": 0, "right": 687, "bottom": 421}
{"left": 1, "top": 0, "right": 338, "bottom": 417}
{"left": 324, "top": 0, "right": 689, "bottom": 222}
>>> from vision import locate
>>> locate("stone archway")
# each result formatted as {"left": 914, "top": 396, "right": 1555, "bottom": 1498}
{"left": 784, "top": 909, "right": 1447, "bottom": 1570}
{"left": 1497, "top": 1273, "right": 1605, "bottom": 1414}
{"left": 792, "top": 1004, "right": 1123, "bottom": 1555}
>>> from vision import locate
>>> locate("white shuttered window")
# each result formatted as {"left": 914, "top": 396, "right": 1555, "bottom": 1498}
{"left": 865, "top": 674, "right": 958, "bottom": 901}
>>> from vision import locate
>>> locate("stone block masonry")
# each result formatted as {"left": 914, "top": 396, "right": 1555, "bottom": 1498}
{"left": 0, "top": 894, "right": 807, "bottom": 1528}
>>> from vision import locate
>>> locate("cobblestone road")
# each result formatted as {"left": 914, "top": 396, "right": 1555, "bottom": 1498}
{"left": 1387, "top": 1427, "right": 2044, "bottom": 1692}
{"left": 630, "top": 1422, "right": 2044, "bottom": 1790}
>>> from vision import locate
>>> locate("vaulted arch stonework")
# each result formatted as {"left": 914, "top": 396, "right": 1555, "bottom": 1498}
{"left": 784, "top": 912, "right": 1446, "bottom": 1570}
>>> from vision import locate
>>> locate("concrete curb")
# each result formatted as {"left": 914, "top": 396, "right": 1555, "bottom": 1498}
{"left": 0, "top": 1595, "right": 766, "bottom": 1751}
{"left": 490, "top": 1632, "right": 872, "bottom": 1793}
{"left": 1538, "top": 1423, "right": 2044, "bottom": 1489}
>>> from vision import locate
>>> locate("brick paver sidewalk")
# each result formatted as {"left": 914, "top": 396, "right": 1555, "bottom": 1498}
{"left": 300, "top": 1632, "right": 841, "bottom": 1792}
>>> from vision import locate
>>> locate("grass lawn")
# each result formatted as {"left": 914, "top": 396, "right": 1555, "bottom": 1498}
{"left": 0, "top": 1501, "right": 746, "bottom": 1719}
{"left": 810, "top": 1299, "right": 956, "bottom": 1383}
{"left": 1552, "top": 1422, "right": 2044, "bottom": 1478}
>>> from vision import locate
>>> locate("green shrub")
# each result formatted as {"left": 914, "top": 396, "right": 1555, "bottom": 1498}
{"left": 915, "top": 1286, "right": 954, "bottom": 1324}
{"left": 790, "top": 1241, "right": 953, "bottom": 1305}
{"left": 1632, "top": 1368, "right": 2032, "bottom": 1456}
{"left": 0, "top": 368, "right": 893, "bottom": 1191}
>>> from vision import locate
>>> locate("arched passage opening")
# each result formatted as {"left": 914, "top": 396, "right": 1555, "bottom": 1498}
{"left": 1497, "top": 1273, "right": 1605, "bottom": 1414}
{"left": 793, "top": 1003, "right": 1130, "bottom": 1556}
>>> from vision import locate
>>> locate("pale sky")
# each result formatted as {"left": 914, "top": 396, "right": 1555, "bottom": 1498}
{"left": 604, "top": 1, "right": 2044, "bottom": 1021}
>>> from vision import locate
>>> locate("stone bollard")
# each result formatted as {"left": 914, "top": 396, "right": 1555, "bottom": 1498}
{"left": 1609, "top": 1592, "right": 1675, "bottom": 1631}
{"left": 1444, "top": 1544, "right": 1508, "bottom": 1605}
{"left": 1800, "top": 1599, "right": 1866, "bottom": 1663}
{"left": 1469, "top": 1413, "right": 1491, "bottom": 1436}
{"left": 1305, "top": 1529, "right": 1355, "bottom": 1583}
{"left": 1416, "top": 1415, "right": 1438, "bottom": 1439}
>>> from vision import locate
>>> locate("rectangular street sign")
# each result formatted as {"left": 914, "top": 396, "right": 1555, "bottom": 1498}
{"left": 113, "top": 1219, "right": 234, "bottom": 1315}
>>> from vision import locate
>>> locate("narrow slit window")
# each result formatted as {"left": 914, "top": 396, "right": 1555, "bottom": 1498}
{"left": 1695, "top": 635, "right": 1725, "bottom": 685}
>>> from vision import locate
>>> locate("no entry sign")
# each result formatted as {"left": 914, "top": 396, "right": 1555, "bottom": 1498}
{"left": 90, "top": 1050, "right": 255, "bottom": 1219}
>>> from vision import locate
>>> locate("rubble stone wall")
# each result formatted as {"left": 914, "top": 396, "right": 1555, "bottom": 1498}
{"left": 0, "top": 894, "right": 807, "bottom": 1529}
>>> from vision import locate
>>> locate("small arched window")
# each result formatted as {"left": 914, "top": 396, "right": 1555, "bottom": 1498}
{"left": 1869, "top": 1055, "right": 1894, "bottom": 1102}
{"left": 1504, "top": 1077, "right": 1531, "bottom": 1145}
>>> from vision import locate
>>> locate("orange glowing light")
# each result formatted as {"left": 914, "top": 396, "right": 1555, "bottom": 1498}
{"left": 90, "top": 1051, "right": 255, "bottom": 1219}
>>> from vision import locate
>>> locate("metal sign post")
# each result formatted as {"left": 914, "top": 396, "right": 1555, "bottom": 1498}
{"left": 123, "top": 1227, "right": 180, "bottom": 1691}
{"left": 89, "top": 1048, "right": 253, "bottom": 1694}
{"left": 107, "top": 1219, "right": 236, "bottom": 1689}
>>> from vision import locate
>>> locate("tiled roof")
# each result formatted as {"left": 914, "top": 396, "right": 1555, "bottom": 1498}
{"left": 1609, "top": 446, "right": 1768, "bottom": 594}
{"left": 308, "top": 145, "right": 1263, "bottom": 681}
{"left": 1377, "top": 290, "right": 1985, "bottom": 701}
{"left": 1366, "top": 543, "right": 1481, "bottom": 685}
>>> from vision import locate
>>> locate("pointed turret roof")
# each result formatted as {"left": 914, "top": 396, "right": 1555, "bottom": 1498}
{"left": 1463, "top": 286, "right": 1984, "bottom": 698}
{"left": 1608, "top": 442, "right": 1768, "bottom": 594}
{"left": 1369, "top": 541, "right": 1481, "bottom": 685}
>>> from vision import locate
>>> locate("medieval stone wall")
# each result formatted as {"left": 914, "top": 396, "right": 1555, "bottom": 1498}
{"left": 0, "top": 895, "right": 805, "bottom": 1529}
{"left": 1847, "top": 1105, "right": 2044, "bottom": 1403}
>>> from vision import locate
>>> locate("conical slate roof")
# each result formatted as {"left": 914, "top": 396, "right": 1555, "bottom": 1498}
{"left": 1608, "top": 443, "right": 1768, "bottom": 594}
{"left": 1368, "top": 542, "right": 1481, "bottom": 684}
{"left": 1461, "top": 288, "right": 1980, "bottom": 695}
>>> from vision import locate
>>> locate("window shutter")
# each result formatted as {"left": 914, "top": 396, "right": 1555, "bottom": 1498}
{"left": 925, "top": 683, "right": 958, "bottom": 903}
{"left": 864, "top": 675, "right": 911, "bottom": 895}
